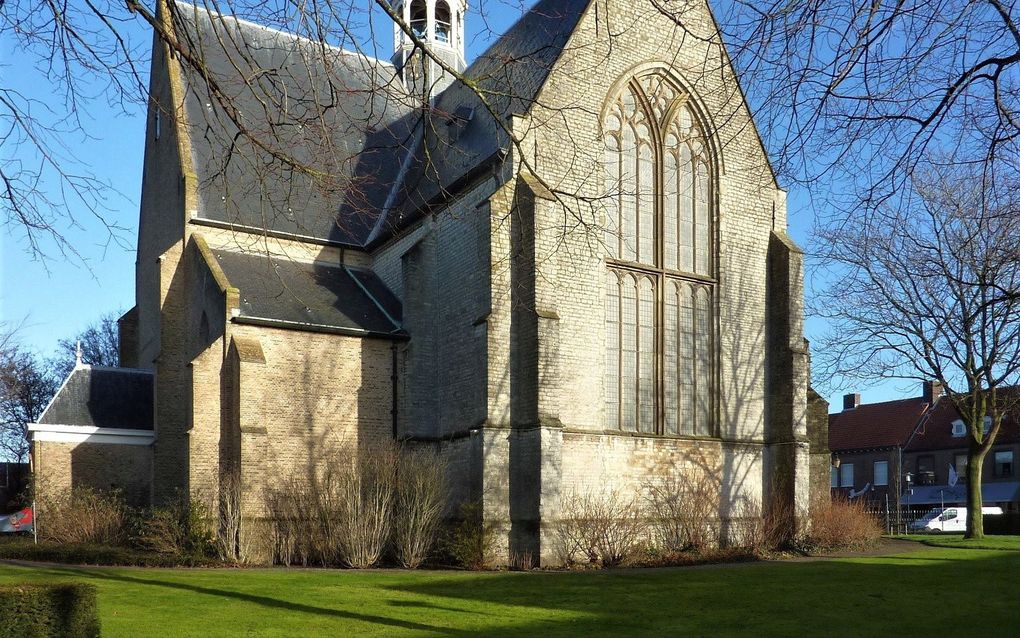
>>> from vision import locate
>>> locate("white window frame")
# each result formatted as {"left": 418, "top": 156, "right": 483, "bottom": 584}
{"left": 840, "top": 463, "right": 855, "bottom": 488}
{"left": 873, "top": 460, "right": 889, "bottom": 486}
{"left": 952, "top": 420, "right": 966, "bottom": 437}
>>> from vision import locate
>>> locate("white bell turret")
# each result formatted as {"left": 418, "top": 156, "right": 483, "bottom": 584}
{"left": 392, "top": 0, "right": 467, "bottom": 97}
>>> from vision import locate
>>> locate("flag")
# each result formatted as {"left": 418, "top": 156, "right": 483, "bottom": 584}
{"left": 0, "top": 507, "right": 33, "bottom": 533}
{"left": 949, "top": 464, "right": 959, "bottom": 487}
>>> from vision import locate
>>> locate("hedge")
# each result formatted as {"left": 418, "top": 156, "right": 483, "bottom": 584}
{"left": 0, "top": 538, "right": 222, "bottom": 567}
{"left": 0, "top": 583, "right": 100, "bottom": 637}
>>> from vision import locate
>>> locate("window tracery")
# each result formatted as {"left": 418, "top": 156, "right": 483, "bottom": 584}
{"left": 603, "top": 69, "right": 715, "bottom": 437}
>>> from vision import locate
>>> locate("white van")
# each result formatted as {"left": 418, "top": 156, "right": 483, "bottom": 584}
{"left": 909, "top": 506, "right": 1003, "bottom": 533}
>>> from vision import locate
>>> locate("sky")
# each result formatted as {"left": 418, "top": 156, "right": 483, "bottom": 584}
{"left": 0, "top": 0, "right": 919, "bottom": 410}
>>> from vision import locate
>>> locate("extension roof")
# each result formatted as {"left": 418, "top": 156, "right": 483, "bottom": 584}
{"left": 37, "top": 367, "right": 154, "bottom": 430}
{"left": 211, "top": 249, "right": 403, "bottom": 337}
{"left": 172, "top": 0, "right": 591, "bottom": 249}
{"left": 828, "top": 397, "right": 930, "bottom": 452}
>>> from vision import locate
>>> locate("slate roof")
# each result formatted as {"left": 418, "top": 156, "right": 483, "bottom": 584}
{"left": 173, "top": 3, "right": 415, "bottom": 245}
{"left": 828, "top": 397, "right": 930, "bottom": 452}
{"left": 211, "top": 249, "right": 402, "bottom": 336}
{"left": 371, "top": 0, "right": 593, "bottom": 243}
{"left": 171, "top": 0, "right": 592, "bottom": 248}
{"left": 38, "top": 367, "right": 154, "bottom": 430}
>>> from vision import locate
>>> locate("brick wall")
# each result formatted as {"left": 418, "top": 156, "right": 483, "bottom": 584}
{"left": 33, "top": 440, "right": 152, "bottom": 508}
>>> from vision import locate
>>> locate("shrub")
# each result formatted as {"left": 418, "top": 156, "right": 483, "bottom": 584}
{"left": 645, "top": 471, "right": 718, "bottom": 552}
{"left": 0, "top": 538, "right": 221, "bottom": 567}
{"left": 0, "top": 583, "right": 99, "bottom": 637}
{"left": 807, "top": 497, "right": 883, "bottom": 550}
{"left": 443, "top": 502, "right": 499, "bottom": 570}
{"left": 334, "top": 446, "right": 398, "bottom": 568}
{"left": 556, "top": 489, "right": 647, "bottom": 568}
{"left": 267, "top": 444, "right": 400, "bottom": 568}
{"left": 732, "top": 496, "right": 798, "bottom": 557}
{"left": 218, "top": 470, "right": 260, "bottom": 564}
{"left": 392, "top": 447, "right": 447, "bottom": 568}
{"left": 134, "top": 495, "right": 215, "bottom": 559}
{"left": 37, "top": 487, "right": 128, "bottom": 546}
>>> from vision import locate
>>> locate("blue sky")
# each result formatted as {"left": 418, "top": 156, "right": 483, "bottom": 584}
{"left": 0, "top": 1, "right": 915, "bottom": 410}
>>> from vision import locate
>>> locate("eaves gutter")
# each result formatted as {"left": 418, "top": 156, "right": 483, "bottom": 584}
{"left": 232, "top": 315, "right": 408, "bottom": 341}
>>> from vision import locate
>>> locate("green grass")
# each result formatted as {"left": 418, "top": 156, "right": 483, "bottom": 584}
{"left": 1, "top": 545, "right": 1018, "bottom": 636}
{"left": 901, "top": 533, "right": 1020, "bottom": 551}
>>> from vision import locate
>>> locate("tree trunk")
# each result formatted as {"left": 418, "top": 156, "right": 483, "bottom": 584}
{"left": 965, "top": 445, "right": 987, "bottom": 539}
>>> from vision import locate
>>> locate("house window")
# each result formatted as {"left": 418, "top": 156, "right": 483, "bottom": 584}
{"left": 917, "top": 455, "right": 935, "bottom": 485}
{"left": 995, "top": 451, "right": 1014, "bottom": 478}
{"left": 984, "top": 416, "right": 992, "bottom": 435}
{"left": 603, "top": 71, "right": 714, "bottom": 436}
{"left": 840, "top": 463, "right": 854, "bottom": 488}
{"left": 951, "top": 420, "right": 966, "bottom": 437}
{"left": 874, "top": 461, "right": 889, "bottom": 486}
{"left": 955, "top": 454, "right": 969, "bottom": 481}
{"left": 830, "top": 466, "right": 839, "bottom": 488}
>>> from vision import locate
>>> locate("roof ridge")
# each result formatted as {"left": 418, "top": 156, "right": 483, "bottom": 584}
{"left": 174, "top": 1, "right": 395, "bottom": 69}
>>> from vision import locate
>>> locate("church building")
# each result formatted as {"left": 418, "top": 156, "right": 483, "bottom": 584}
{"left": 30, "top": 0, "right": 815, "bottom": 565}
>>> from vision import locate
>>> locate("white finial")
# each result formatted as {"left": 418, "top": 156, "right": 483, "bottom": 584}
{"left": 75, "top": 340, "right": 83, "bottom": 367}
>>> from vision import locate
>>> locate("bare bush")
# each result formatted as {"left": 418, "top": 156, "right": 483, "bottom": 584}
{"left": 135, "top": 494, "right": 214, "bottom": 558}
{"left": 807, "top": 497, "right": 883, "bottom": 551}
{"left": 645, "top": 471, "right": 718, "bottom": 552}
{"left": 38, "top": 486, "right": 128, "bottom": 546}
{"left": 556, "top": 489, "right": 647, "bottom": 568}
{"left": 444, "top": 502, "right": 499, "bottom": 570}
{"left": 392, "top": 447, "right": 446, "bottom": 569}
{"left": 217, "top": 471, "right": 264, "bottom": 564}
{"left": 266, "top": 444, "right": 402, "bottom": 568}
{"left": 732, "top": 496, "right": 798, "bottom": 557}
{"left": 334, "top": 446, "right": 398, "bottom": 569}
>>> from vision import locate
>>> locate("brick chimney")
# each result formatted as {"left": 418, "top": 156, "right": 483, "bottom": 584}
{"left": 923, "top": 380, "right": 944, "bottom": 404}
{"left": 843, "top": 393, "right": 861, "bottom": 410}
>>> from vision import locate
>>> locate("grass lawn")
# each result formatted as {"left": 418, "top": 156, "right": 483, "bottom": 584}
{"left": 900, "top": 533, "right": 1020, "bottom": 551}
{"left": 1, "top": 544, "right": 1017, "bottom": 636}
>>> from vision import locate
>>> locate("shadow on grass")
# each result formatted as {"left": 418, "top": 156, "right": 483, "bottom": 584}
{"left": 10, "top": 548, "right": 1020, "bottom": 636}
{"left": 36, "top": 566, "right": 465, "bottom": 635}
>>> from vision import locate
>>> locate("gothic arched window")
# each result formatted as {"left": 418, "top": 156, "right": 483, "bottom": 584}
{"left": 604, "top": 70, "right": 715, "bottom": 436}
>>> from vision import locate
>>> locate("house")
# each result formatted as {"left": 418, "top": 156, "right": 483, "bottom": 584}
{"left": 829, "top": 383, "right": 1020, "bottom": 513}
{"left": 30, "top": 0, "right": 816, "bottom": 565}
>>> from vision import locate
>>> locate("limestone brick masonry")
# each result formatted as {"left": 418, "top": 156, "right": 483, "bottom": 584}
{"left": 83, "top": 0, "right": 820, "bottom": 566}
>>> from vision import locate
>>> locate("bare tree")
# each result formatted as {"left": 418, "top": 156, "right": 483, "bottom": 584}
{"left": 0, "top": 328, "right": 59, "bottom": 462}
{"left": 816, "top": 163, "right": 1020, "bottom": 538}
{"left": 716, "top": 1, "right": 1020, "bottom": 221}
{"left": 53, "top": 311, "right": 122, "bottom": 380}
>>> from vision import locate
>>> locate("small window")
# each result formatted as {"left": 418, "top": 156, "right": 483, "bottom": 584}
{"left": 940, "top": 509, "right": 958, "bottom": 521}
{"left": 874, "top": 461, "right": 889, "bottom": 486}
{"left": 917, "top": 455, "right": 936, "bottom": 485}
{"left": 840, "top": 463, "right": 855, "bottom": 488}
{"left": 984, "top": 416, "right": 993, "bottom": 435}
{"left": 154, "top": 109, "right": 161, "bottom": 141}
{"left": 995, "top": 451, "right": 1014, "bottom": 478}
{"left": 952, "top": 420, "right": 966, "bottom": 437}
{"left": 830, "top": 466, "right": 839, "bottom": 488}
{"left": 435, "top": 1, "right": 452, "bottom": 43}
{"left": 409, "top": 0, "right": 427, "bottom": 38}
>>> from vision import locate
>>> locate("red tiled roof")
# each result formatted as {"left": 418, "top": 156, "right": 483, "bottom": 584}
{"left": 905, "top": 398, "right": 1020, "bottom": 452}
{"left": 828, "top": 397, "right": 929, "bottom": 451}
